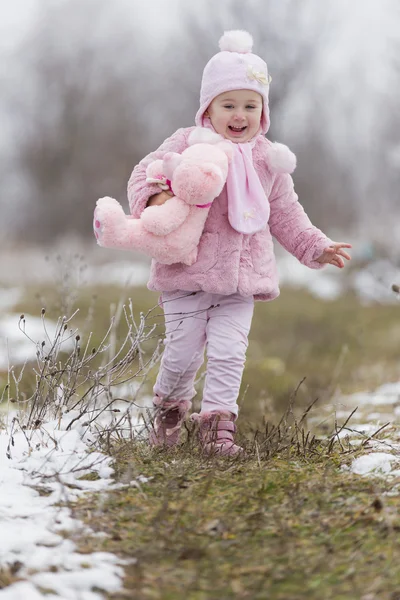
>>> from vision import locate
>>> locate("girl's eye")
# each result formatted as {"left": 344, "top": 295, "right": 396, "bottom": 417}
{"left": 247, "top": 105, "right": 256, "bottom": 109}
{"left": 224, "top": 105, "right": 234, "bottom": 109}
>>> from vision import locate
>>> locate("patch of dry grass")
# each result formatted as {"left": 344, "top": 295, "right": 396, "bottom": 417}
{"left": 72, "top": 423, "right": 400, "bottom": 600}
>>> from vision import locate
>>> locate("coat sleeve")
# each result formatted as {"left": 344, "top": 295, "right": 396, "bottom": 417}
{"left": 268, "top": 172, "right": 332, "bottom": 269}
{"left": 127, "top": 128, "right": 190, "bottom": 218}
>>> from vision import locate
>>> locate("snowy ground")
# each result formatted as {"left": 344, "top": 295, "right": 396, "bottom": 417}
{"left": 0, "top": 375, "right": 152, "bottom": 599}
{"left": 309, "top": 381, "right": 400, "bottom": 479}
{"left": 0, "top": 270, "right": 151, "bottom": 598}
{"left": 0, "top": 411, "right": 130, "bottom": 600}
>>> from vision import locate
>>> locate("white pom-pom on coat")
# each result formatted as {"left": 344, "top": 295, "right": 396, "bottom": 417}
{"left": 218, "top": 30, "right": 253, "bottom": 54}
{"left": 266, "top": 143, "right": 297, "bottom": 174}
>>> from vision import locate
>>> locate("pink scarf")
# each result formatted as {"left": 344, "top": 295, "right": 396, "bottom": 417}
{"left": 204, "top": 119, "right": 270, "bottom": 234}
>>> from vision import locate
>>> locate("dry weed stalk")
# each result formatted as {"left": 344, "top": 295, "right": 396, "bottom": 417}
{"left": 241, "top": 378, "right": 365, "bottom": 463}
{"left": 3, "top": 299, "right": 165, "bottom": 442}
{"left": 247, "top": 381, "right": 324, "bottom": 461}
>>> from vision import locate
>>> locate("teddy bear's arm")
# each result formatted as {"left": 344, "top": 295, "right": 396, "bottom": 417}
{"left": 140, "top": 196, "right": 190, "bottom": 236}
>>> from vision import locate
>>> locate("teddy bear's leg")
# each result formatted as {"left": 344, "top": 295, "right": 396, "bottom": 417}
{"left": 94, "top": 197, "right": 138, "bottom": 249}
{"left": 93, "top": 212, "right": 102, "bottom": 241}
{"left": 94, "top": 197, "right": 119, "bottom": 244}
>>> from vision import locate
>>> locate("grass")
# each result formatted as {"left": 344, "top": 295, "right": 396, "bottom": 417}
{"left": 3, "top": 283, "right": 400, "bottom": 424}
{"left": 73, "top": 432, "right": 400, "bottom": 600}
{"left": 242, "top": 288, "right": 400, "bottom": 419}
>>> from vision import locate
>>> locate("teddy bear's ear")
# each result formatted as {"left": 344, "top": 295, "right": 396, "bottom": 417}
{"left": 163, "top": 152, "right": 182, "bottom": 179}
{"left": 146, "top": 160, "right": 165, "bottom": 182}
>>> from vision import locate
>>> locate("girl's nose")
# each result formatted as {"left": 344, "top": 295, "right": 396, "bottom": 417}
{"left": 233, "top": 110, "right": 246, "bottom": 121}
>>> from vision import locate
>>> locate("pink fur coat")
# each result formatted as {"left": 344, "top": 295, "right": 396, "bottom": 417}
{"left": 128, "top": 127, "right": 332, "bottom": 302}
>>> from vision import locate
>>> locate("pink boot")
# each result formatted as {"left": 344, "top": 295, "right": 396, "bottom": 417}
{"left": 148, "top": 396, "right": 191, "bottom": 448}
{"left": 191, "top": 411, "right": 244, "bottom": 456}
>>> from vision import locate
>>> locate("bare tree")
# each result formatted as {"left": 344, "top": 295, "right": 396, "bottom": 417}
{"left": 5, "top": 0, "right": 152, "bottom": 243}
{"left": 5, "top": 0, "right": 399, "bottom": 244}
{"left": 284, "top": 0, "right": 400, "bottom": 239}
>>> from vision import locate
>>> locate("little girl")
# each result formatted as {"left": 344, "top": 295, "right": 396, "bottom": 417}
{"left": 128, "top": 30, "right": 351, "bottom": 455}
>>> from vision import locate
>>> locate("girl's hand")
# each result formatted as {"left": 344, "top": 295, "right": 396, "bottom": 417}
{"left": 315, "top": 242, "right": 352, "bottom": 268}
{"left": 146, "top": 190, "right": 173, "bottom": 207}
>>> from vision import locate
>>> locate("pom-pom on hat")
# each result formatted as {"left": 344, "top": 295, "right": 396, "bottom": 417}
{"left": 195, "top": 30, "right": 271, "bottom": 134}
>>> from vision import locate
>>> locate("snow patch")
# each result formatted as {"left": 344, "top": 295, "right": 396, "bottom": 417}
{"left": 351, "top": 452, "right": 397, "bottom": 476}
{"left": 0, "top": 412, "right": 131, "bottom": 598}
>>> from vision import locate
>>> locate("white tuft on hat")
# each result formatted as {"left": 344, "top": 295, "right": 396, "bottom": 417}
{"left": 218, "top": 30, "right": 254, "bottom": 54}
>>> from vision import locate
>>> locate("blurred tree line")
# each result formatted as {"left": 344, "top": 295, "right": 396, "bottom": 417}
{"left": 1, "top": 0, "right": 399, "bottom": 248}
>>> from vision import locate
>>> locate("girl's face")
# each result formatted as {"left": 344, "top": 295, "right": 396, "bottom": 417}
{"left": 206, "top": 90, "right": 263, "bottom": 143}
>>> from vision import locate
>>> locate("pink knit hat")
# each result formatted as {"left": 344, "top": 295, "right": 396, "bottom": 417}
{"left": 195, "top": 30, "right": 271, "bottom": 134}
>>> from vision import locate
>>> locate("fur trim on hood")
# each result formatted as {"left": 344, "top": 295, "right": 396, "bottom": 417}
{"left": 266, "top": 142, "right": 297, "bottom": 174}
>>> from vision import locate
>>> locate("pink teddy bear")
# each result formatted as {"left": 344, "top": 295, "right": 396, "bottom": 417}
{"left": 93, "top": 128, "right": 233, "bottom": 266}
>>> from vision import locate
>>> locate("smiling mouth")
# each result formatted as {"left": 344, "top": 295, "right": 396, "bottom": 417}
{"left": 229, "top": 126, "right": 247, "bottom": 133}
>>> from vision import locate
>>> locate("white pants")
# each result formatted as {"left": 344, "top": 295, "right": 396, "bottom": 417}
{"left": 154, "top": 290, "right": 254, "bottom": 416}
